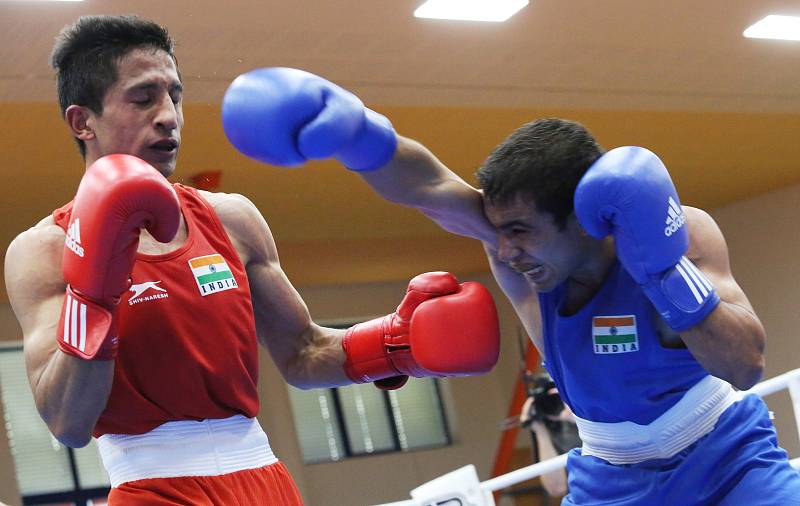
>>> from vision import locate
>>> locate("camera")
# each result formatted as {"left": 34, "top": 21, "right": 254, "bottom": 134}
{"left": 528, "top": 373, "right": 565, "bottom": 421}
{"left": 524, "top": 372, "right": 581, "bottom": 455}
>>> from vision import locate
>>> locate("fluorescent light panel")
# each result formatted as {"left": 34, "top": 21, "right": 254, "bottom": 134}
{"left": 743, "top": 14, "right": 800, "bottom": 41}
{"left": 414, "top": 0, "right": 529, "bottom": 22}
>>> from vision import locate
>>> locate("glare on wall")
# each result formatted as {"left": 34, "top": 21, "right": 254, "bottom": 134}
{"left": 743, "top": 15, "right": 800, "bottom": 41}
{"left": 414, "top": 0, "right": 529, "bottom": 23}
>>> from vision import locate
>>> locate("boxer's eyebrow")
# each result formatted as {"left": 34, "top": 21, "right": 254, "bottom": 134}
{"left": 126, "top": 79, "right": 183, "bottom": 94}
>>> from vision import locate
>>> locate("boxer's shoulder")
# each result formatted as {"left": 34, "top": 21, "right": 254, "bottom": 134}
{"left": 683, "top": 205, "right": 713, "bottom": 226}
{"left": 34, "top": 214, "right": 58, "bottom": 228}
{"left": 9, "top": 217, "right": 65, "bottom": 256}
{"left": 6, "top": 218, "right": 65, "bottom": 295}
{"left": 198, "top": 190, "right": 261, "bottom": 229}
{"left": 197, "top": 190, "right": 273, "bottom": 262}
{"left": 684, "top": 206, "right": 725, "bottom": 260}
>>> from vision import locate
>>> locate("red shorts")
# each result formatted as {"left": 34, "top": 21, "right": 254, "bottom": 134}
{"left": 108, "top": 462, "right": 303, "bottom": 505}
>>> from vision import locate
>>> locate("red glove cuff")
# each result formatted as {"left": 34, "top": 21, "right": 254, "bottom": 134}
{"left": 56, "top": 286, "right": 118, "bottom": 361}
{"left": 342, "top": 316, "right": 408, "bottom": 390}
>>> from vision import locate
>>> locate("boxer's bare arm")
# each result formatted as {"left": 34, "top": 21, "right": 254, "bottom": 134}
{"left": 530, "top": 421, "right": 568, "bottom": 497}
{"left": 208, "top": 192, "right": 351, "bottom": 388}
{"left": 361, "top": 136, "right": 498, "bottom": 245}
{"left": 678, "top": 207, "right": 765, "bottom": 389}
{"left": 361, "top": 136, "right": 546, "bottom": 350}
{"left": 484, "top": 244, "right": 544, "bottom": 354}
{"left": 5, "top": 220, "right": 113, "bottom": 448}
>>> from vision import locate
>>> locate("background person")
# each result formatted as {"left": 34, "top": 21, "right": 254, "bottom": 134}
{"left": 518, "top": 372, "right": 579, "bottom": 499}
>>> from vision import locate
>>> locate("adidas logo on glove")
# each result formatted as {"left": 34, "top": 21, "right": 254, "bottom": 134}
{"left": 664, "top": 197, "right": 686, "bottom": 237}
{"left": 65, "top": 218, "right": 85, "bottom": 258}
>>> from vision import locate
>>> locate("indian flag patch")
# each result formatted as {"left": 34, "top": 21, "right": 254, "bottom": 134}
{"left": 592, "top": 315, "right": 639, "bottom": 354}
{"left": 188, "top": 254, "right": 238, "bottom": 297}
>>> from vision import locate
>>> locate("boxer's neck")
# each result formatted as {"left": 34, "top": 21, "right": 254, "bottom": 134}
{"left": 137, "top": 213, "right": 188, "bottom": 255}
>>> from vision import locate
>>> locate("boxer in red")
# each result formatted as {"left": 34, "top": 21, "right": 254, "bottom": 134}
{"left": 3, "top": 15, "right": 501, "bottom": 505}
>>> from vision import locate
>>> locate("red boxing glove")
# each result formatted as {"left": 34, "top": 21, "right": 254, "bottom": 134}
{"left": 343, "top": 272, "right": 501, "bottom": 389}
{"left": 57, "top": 155, "right": 180, "bottom": 360}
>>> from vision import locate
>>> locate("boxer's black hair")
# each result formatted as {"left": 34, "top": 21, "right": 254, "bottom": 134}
{"left": 477, "top": 118, "right": 604, "bottom": 230}
{"left": 50, "top": 15, "right": 177, "bottom": 157}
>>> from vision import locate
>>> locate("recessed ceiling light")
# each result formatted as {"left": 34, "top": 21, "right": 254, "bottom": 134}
{"left": 743, "top": 14, "right": 800, "bottom": 41}
{"left": 414, "top": 0, "right": 529, "bottom": 23}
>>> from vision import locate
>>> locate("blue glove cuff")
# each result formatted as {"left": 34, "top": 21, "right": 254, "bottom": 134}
{"left": 337, "top": 108, "right": 398, "bottom": 172}
{"left": 641, "top": 256, "right": 721, "bottom": 331}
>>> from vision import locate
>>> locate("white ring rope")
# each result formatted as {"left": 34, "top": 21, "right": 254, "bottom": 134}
{"left": 748, "top": 368, "right": 800, "bottom": 397}
{"left": 376, "top": 368, "right": 800, "bottom": 506}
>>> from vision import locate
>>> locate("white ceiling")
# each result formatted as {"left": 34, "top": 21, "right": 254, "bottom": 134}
{"left": 1, "top": 0, "right": 799, "bottom": 112}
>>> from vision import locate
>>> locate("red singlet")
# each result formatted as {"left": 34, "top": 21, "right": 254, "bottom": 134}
{"left": 54, "top": 184, "right": 260, "bottom": 436}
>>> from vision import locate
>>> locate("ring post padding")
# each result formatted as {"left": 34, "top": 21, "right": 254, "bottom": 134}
{"left": 410, "top": 465, "right": 496, "bottom": 506}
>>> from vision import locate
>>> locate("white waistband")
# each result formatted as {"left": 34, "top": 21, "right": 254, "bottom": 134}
{"left": 97, "top": 415, "right": 278, "bottom": 487}
{"left": 574, "top": 375, "right": 741, "bottom": 465}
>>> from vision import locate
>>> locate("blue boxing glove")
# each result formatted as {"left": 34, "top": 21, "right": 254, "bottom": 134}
{"left": 574, "top": 146, "right": 720, "bottom": 331}
{"left": 221, "top": 67, "right": 397, "bottom": 171}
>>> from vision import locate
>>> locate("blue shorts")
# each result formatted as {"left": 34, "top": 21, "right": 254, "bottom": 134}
{"left": 563, "top": 394, "right": 800, "bottom": 505}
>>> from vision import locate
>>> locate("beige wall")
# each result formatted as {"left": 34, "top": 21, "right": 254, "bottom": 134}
{"left": 1, "top": 184, "right": 799, "bottom": 505}
{"left": 711, "top": 182, "right": 800, "bottom": 457}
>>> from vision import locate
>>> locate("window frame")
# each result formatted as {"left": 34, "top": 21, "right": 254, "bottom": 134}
{"left": 327, "top": 378, "right": 453, "bottom": 459}
{"left": 287, "top": 320, "right": 453, "bottom": 464}
{"left": 0, "top": 342, "right": 110, "bottom": 506}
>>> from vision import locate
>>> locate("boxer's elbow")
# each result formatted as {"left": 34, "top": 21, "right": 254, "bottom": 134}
{"left": 721, "top": 343, "right": 765, "bottom": 390}
{"left": 31, "top": 371, "right": 106, "bottom": 449}
{"left": 730, "top": 307, "right": 767, "bottom": 390}
{"left": 46, "top": 417, "right": 93, "bottom": 448}
{"left": 272, "top": 354, "right": 301, "bottom": 386}
{"left": 278, "top": 360, "right": 308, "bottom": 389}
{"left": 282, "top": 356, "right": 350, "bottom": 390}
{"left": 698, "top": 313, "right": 766, "bottom": 390}
{"left": 735, "top": 328, "right": 766, "bottom": 390}
{"left": 35, "top": 394, "right": 95, "bottom": 448}
{"left": 284, "top": 374, "right": 317, "bottom": 391}
{"left": 275, "top": 347, "right": 321, "bottom": 389}
{"left": 54, "top": 429, "right": 93, "bottom": 449}
{"left": 732, "top": 352, "right": 765, "bottom": 391}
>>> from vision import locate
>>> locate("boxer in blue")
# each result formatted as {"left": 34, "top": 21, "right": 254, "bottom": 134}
{"left": 221, "top": 68, "right": 800, "bottom": 504}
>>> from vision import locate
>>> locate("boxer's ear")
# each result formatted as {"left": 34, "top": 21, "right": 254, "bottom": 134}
{"left": 567, "top": 213, "right": 588, "bottom": 237}
{"left": 65, "top": 105, "right": 95, "bottom": 141}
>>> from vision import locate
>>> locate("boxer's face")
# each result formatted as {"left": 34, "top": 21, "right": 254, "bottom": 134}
{"left": 85, "top": 48, "right": 183, "bottom": 177}
{"left": 484, "top": 194, "right": 590, "bottom": 292}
